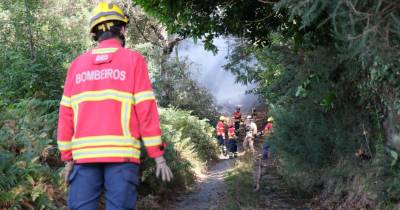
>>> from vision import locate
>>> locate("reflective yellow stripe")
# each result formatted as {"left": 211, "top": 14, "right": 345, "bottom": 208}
{"left": 121, "top": 101, "right": 132, "bottom": 136}
{"left": 133, "top": 91, "right": 156, "bottom": 105}
{"left": 60, "top": 95, "right": 72, "bottom": 108}
{"left": 58, "top": 140, "right": 72, "bottom": 151}
{"left": 72, "top": 135, "right": 140, "bottom": 149}
{"left": 72, "top": 103, "right": 79, "bottom": 132}
{"left": 142, "top": 136, "right": 162, "bottom": 147}
{"left": 70, "top": 90, "right": 134, "bottom": 137}
{"left": 71, "top": 89, "right": 133, "bottom": 105}
{"left": 74, "top": 135, "right": 136, "bottom": 141}
{"left": 72, "top": 147, "right": 140, "bottom": 159}
{"left": 92, "top": 47, "right": 118, "bottom": 54}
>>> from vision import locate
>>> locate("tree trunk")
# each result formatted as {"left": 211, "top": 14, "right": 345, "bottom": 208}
{"left": 24, "top": 0, "right": 35, "bottom": 60}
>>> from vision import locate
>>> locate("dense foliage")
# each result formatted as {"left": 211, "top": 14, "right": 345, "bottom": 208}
{"left": 140, "top": 108, "right": 219, "bottom": 197}
{"left": 135, "top": 0, "right": 400, "bottom": 208}
{"left": 0, "top": 0, "right": 220, "bottom": 208}
{"left": 134, "top": 0, "right": 287, "bottom": 52}
{"left": 0, "top": 99, "right": 61, "bottom": 209}
{"left": 0, "top": 0, "right": 90, "bottom": 103}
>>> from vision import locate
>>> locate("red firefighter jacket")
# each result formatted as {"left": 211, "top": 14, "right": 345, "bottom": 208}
{"left": 228, "top": 127, "right": 235, "bottom": 139}
{"left": 264, "top": 123, "right": 273, "bottom": 135}
{"left": 57, "top": 38, "right": 164, "bottom": 164}
{"left": 216, "top": 121, "right": 225, "bottom": 137}
{"left": 233, "top": 111, "right": 241, "bottom": 121}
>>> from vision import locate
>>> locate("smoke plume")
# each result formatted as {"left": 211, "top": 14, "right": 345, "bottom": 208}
{"left": 176, "top": 38, "right": 258, "bottom": 115}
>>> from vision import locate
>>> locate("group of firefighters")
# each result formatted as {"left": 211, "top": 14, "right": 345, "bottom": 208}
{"left": 216, "top": 106, "right": 274, "bottom": 160}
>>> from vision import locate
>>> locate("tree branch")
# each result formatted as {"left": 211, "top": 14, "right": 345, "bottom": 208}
{"left": 345, "top": 0, "right": 373, "bottom": 16}
{"left": 163, "top": 37, "right": 183, "bottom": 55}
{"left": 257, "top": 0, "right": 277, "bottom": 4}
{"left": 130, "top": 15, "right": 161, "bottom": 47}
{"left": 150, "top": 25, "right": 165, "bottom": 41}
{"left": 245, "top": 13, "right": 274, "bottom": 25}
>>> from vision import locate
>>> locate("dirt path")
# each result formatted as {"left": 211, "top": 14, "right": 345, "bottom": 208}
{"left": 171, "top": 142, "right": 311, "bottom": 210}
{"left": 172, "top": 156, "right": 234, "bottom": 210}
{"left": 253, "top": 141, "right": 310, "bottom": 210}
{"left": 256, "top": 162, "right": 310, "bottom": 210}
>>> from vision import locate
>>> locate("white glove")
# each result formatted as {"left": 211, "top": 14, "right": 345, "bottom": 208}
{"left": 155, "top": 156, "right": 173, "bottom": 182}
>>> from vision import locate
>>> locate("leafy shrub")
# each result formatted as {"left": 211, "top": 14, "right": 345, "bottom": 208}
{"left": 269, "top": 88, "right": 371, "bottom": 194}
{"left": 139, "top": 107, "right": 219, "bottom": 197}
{"left": 0, "top": 99, "right": 61, "bottom": 209}
{"left": 159, "top": 107, "right": 219, "bottom": 163}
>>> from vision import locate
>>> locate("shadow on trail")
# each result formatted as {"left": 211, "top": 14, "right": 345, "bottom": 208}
{"left": 257, "top": 162, "right": 311, "bottom": 210}
{"left": 173, "top": 156, "right": 234, "bottom": 210}
{"left": 171, "top": 143, "right": 312, "bottom": 210}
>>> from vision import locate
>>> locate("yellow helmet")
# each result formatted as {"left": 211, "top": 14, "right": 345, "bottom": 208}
{"left": 267, "top": 117, "right": 274, "bottom": 122}
{"left": 89, "top": 2, "right": 129, "bottom": 33}
{"left": 219, "top": 116, "right": 225, "bottom": 121}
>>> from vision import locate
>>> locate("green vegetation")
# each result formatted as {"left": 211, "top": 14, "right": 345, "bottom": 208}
{"left": 222, "top": 154, "right": 260, "bottom": 210}
{"left": 136, "top": 0, "right": 400, "bottom": 208}
{"left": 152, "top": 58, "right": 220, "bottom": 123}
{"left": 0, "top": 99, "right": 61, "bottom": 209}
{"left": 140, "top": 108, "right": 219, "bottom": 198}
{"left": 0, "top": 0, "right": 219, "bottom": 208}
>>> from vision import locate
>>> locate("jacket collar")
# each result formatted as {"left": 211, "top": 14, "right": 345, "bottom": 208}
{"left": 98, "top": 38, "right": 123, "bottom": 48}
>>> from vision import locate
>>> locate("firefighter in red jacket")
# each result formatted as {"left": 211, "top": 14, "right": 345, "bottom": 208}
{"left": 216, "top": 116, "right": 227, "bottom": 154}
{"left": 233, "top": 105, "right": 242, "bottom": 131}
{"left": 57, "top": 3, "right": 173, "bottom": 209}
{"left": 227, "top": 120, "right": 238, "bottom": 158}
{"left": 263, "top": 117, "right": 274, "bottom": 160}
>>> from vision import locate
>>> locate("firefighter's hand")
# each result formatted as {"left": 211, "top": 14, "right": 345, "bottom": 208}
{"left": 61, "top": 161, "right": 74, "bottom": 185}
{"left": 155, "top": 156, "right": 173, "bottom": 182}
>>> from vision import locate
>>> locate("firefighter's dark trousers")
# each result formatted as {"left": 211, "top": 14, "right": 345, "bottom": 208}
{"left": 263, "top": 138, "right": 269, "bottom": 160}
{"left": 217, "top": 135, "right": 225, "bottom": 146}
{"left": 228, "top": 139, "right": 237, "bottom": 154}
{"left": 234, "top": 121, "right": 240, "bottom": 130}
{"left": 67, "top": 163, "right": 140, "bottom": 210}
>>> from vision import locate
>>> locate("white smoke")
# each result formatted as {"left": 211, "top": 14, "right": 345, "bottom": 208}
{"left": 176, "top": 37, "right": 258, "bottom": 114}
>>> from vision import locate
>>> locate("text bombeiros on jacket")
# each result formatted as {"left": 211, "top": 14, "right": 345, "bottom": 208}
{"left": 75, "top": 69, "right": 126, "bottom": 84}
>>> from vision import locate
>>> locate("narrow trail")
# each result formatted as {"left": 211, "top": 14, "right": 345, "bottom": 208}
{"left": 256, "top": 162, "right": 310, "bottom": 210}
{"left": 172, "top": 156, "right": 234, "bottom": 210}
{"left": 170, "top": 120, "right": 312, "bottom": 210}
{"left": 253, "top": 140, "right": 311, "bottom": 210}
